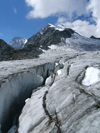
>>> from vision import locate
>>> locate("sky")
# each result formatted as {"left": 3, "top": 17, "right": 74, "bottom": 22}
{"left": 0, "top": 0, "right": 100, "bottom": 44}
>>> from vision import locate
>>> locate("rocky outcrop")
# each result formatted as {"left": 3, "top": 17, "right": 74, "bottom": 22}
{"left": 0, "top": 39, "right": 14, "bottom": 61}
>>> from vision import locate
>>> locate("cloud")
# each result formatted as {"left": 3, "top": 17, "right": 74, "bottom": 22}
{"left": 56, "top": 19, "right": 96, "bottom": 37}
{"left": 12, "top": 6, "right": 17, "bottom": 13}
{"left": 56, "top": 0, "right": 100, "bottom": 37}
{"left": 25, "top": 0, "right": 88, "bottom": 19}
{"left": 25, "top": 0, "right": 100, "bottom": 37}
{"left": 87, "top": 0, "right": 100, "bottom": 36}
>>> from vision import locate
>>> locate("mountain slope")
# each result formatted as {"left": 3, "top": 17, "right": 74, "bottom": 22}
{"left": 24, "top": 24, "right": 74, "bottom": 49}
{"left": 25, "top": 24, "right": 100, "bottom": 52}
{"left": 0, "top": 39, "right": 14, "bottom": 60}
{"left": 1, "top": 23, "right": 100, "bottom": 61}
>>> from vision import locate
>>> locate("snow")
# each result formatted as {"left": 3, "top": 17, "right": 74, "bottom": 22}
{"left": 82, "top": 67, "right": 100, "bottom": 86}
{"left": 24, "top": 39, "right": 27, "bottom": 44}
{"left": 9, "top": 37, "right": 27, "bottom": 49}
{"left": 48, "top": 23, "right": 55, "bottom": 28}
{"left": 48, "top": 45, "right": 57, "bottom": 49}
{"left": 45, "top": 76, "right": 52, "bottom": 85}
{"left": 55, "top": 62, "right": 59, "bottom": 67}
{"left": 55, "top": 24, "right": 66, "bottom": 31}
{"left": 48, "top": 23, "right": 65, "bottom": 31}
{"left": 57, "top": 70, "right": 62, "bottom": 75}
{"left": 25, "top": 98, "right": 30, "bottom": 103}
{"left": 65, "top": 32, "right": 100, "bottom": 51}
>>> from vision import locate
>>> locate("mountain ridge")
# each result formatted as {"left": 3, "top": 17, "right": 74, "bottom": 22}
{"left": 0, "top": 24, "right": 100, "bottom": 61}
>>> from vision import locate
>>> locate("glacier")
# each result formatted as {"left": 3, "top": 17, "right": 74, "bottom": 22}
{"left": 0, "top": 24, "right": 100, "bottom": 133}
{"left": 18, "top": 50, "right": 100, "bottom": 133}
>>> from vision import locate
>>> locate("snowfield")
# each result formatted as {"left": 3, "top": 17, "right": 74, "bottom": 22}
{"left": 82, "top": 67, "right": 100, "bottom": 86}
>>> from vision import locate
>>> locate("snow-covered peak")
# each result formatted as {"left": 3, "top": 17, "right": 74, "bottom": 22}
{"left": 48, "top": 23, "right": 66, "bottom": 31}
{"left": 48, "top": 23, "right": 55, "bottom": 28}
{"left": 9, "top": 37, "right": 27, "bottom": 49}
{"left": 55, "top": 24, "right": 66, "bottom": 31}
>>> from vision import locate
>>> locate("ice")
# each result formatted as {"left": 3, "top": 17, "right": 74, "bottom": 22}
{"left": 57, "top": 70, "right": 62, "bottom": 75}
{"left": 18, "top": 87, "right": 48, "bottom": 133}
{"left": 17, "top": 51, "right": 100, "bottom": 133}
{"left": 82, "top": 67, "right": 100, "bottom": 86}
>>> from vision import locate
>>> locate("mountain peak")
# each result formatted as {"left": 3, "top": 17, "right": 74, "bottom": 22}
{"left": 9, "top": 37, "right": 27, "bottom": 49}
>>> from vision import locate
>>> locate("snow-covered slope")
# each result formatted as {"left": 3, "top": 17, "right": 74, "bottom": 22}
{"left": 25, "top": 23, "right": 100, "bottom": 52}
{"left": 9, "top": 37, "right": 27, "bottom": 49}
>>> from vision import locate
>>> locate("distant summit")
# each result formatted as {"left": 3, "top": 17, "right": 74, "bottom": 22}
{"left": 9, "top": 37, "right": 27, "bottom": 49}
{"left": 24, "top": 23, "right": 74, "bottom": 48}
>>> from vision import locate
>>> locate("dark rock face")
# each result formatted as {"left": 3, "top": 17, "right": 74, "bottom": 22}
{"left": 3, "top": 44, "right": 43, "bottom": 61}
{"left": 25, "top": 24, "right": 74, "bottom": 49}
{"left": 0, "top": 39, "right": 14, "bottom": 60}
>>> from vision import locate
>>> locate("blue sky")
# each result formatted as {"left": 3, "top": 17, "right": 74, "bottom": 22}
{"left": 0, "top": 0, "right": 100, "bottom": 43}
{"left": 0, "top": 0, "right": 57, "bottom": 43}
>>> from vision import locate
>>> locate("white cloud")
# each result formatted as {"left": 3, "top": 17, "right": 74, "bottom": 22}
{"left": 56, "top": 19, "right": 96, "bottom": 37}
{"left": 25, "top": 0, "right": 100, "bottom": 37}
{"left": 56, "top": 0, "right": 100, "bottom": 37}
{"left": 87, "top": 0, "right": 100, "bottom": 36}
{"left": 12, "top": 6, "right": 17, "bottom": 13}
{"left": 25, "top": 0, "right": 88, "bottom": 19}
